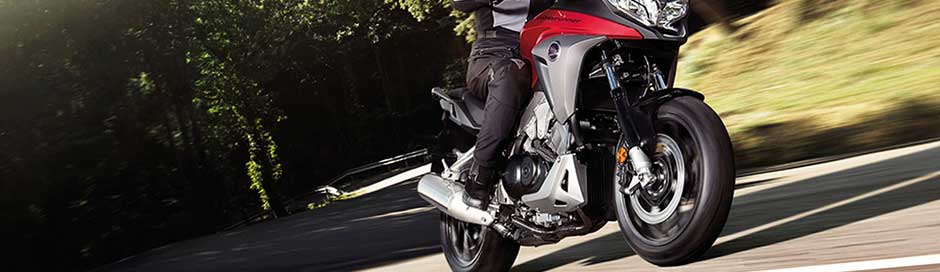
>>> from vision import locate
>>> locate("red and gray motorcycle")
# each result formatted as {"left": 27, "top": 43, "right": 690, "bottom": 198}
{"left": 419, "top": 1, "right": 735, "bottom": 270}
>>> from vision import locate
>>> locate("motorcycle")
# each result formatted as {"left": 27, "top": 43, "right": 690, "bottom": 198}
{"left": 418, "top": 1, "right": 735, "bottom": 270}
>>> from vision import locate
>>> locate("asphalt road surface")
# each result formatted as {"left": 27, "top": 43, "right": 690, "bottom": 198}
{"left": 103, "top": 140, "right": 940, "bottom": 272}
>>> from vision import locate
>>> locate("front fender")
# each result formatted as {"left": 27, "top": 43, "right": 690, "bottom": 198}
{"left": 637, "top": 88, "right": 705, "bottom": 112}
{"left": 630, "top": 88, "right": 705, "bottom": 153}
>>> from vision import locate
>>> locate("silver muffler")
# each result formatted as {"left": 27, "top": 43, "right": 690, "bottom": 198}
{"left": 417, "top": 173, "right": 494, "bottom": 226}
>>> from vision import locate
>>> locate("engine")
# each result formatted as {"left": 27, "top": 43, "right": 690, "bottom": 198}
{"left": 505, "top": 95, "right": 563, "bottom": 200}
{"left": 502, "top": 155, "right": 550, "bottom": 199}
{"left": 495, "top": 92, "right": 595, "bottom": 244}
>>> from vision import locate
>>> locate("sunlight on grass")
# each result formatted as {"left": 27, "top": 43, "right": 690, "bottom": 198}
{"left": 307, "top": 194, "right": 355, "bottom": 211}
{"left": 676, "top": 0, "right": 940, "bottom": 167}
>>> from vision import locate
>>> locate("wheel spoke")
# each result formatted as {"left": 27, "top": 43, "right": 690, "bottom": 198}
{"left": 450, "top": 220, "right": 460, "bottom": 246}
{"left": 463, "top": 227, "right": 471, "bottom": 254}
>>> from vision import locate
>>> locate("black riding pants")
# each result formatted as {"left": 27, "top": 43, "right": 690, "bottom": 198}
{"left": 466, "top": 46, "right": 532, "bottom": 171}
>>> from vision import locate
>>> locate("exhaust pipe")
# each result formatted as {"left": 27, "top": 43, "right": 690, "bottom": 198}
{"left": 417, "top": 173, "right": 494, "bottom": 226}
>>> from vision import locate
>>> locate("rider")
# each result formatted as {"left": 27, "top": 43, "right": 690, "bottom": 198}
{"left": 451, "top": 0, "right": 555, "bottom": 208}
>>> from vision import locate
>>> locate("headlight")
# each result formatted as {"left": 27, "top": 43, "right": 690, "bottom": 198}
{"left": 608, "top": 0, "right": 689, "bottom": 32}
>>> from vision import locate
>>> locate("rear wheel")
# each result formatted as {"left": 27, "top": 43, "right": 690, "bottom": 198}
{"left": 614, "top": 96, "right": 735, "bottom": 266}
{"left": 440, "top": 213, "right": 519, "bottom": 272}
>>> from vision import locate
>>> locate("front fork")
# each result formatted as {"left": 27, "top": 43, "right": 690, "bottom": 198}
{"left": 599, "top": 49, "right": 658, "bottom": 195}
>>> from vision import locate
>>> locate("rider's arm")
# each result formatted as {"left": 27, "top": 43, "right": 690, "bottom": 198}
{"left": 452, "top": 0, "right": 491, "bottom": 12}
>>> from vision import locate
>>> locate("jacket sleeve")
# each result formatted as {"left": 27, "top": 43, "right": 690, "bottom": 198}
{"left": 452, "top": 0, "right": 491, "bottom": 12}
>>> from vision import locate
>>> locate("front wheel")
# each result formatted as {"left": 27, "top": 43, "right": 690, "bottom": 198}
{"left": 614, "top": 96, "right": 735, "bottom": 266}
{"left": 440, "top": 213, "right": 519, "bottom": 272}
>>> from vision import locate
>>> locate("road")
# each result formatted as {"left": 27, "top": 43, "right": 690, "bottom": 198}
{"left": 103, "top": 140, "right": 940, "bottom": 272}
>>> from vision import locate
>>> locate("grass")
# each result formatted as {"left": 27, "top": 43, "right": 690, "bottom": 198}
{"left": 675, "top": 0, "right": 940, "bottom": 168}
{"left": 307, "top": 193, "right": 355, "bottom": 211}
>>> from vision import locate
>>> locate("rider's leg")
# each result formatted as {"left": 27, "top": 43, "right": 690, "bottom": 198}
{"left": 464, "top": 51, "right": 532, "bottom": 207}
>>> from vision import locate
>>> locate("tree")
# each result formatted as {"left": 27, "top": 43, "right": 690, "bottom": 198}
{"left": 1, "top": 0, "right": 467, "bottom": 270}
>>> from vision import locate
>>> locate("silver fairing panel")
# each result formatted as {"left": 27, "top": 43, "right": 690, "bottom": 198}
{"left": 531, "top": 35, "right": 608, "bottom": 123}
{"left": 519, "top": 153, "right": 588, "bottom": 213}
{"left": 516, "top": 91, "right": 547, "bottom": 137}
{"left": 515, "top": 91, "right": 554, "bottom": 142}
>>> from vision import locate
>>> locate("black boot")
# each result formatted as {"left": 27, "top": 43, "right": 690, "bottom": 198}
{"left": 464, "top": 165, "right": 498, "bottom": 209}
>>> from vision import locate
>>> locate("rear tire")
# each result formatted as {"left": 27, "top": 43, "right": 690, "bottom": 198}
{"left": 440, "top": 213, "right": 520, "bottom": 272}
{"left": 614, "top": 96, "right": 735, "bottom": 266}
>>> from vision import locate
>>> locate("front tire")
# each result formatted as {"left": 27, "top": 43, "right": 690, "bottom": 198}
{"left": 440, "top": 213, "right": 520, "bottom": 272}
{"left": 614, "top": 96, "right": 735, "bottom": 266}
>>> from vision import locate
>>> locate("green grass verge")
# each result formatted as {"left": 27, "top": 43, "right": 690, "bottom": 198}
{"left": 676, "top": 0, "right": 940, "bottom": 168}
{"left": 307, "top": 193, "right": 356, "bottom": 211}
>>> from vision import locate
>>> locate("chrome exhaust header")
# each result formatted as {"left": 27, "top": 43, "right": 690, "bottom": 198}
{"left": 417, "top": 173, "right": 494, "bottom": 226}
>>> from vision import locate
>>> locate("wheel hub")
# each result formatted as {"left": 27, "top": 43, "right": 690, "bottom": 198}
{"left": 644, "top": 161, "right": 670, "bottom": 199}
{"left": 629, "top": 134, "right": 685, "bottom": 225}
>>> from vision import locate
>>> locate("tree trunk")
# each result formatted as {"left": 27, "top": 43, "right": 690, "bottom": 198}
{"left": 241, "top": 104, "right": 289, "bottom": 218}
{"left": 257, "top": 135, "right": 289, "bottom": 218}
{"left": 340, "top": 53, "right": 364, "bottom": 156}
{"left": 371, "top": 44, "right": 396, "bottom": 112}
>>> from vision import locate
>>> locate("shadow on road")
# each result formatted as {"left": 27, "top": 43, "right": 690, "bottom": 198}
{"left": 104, "top": 145, "right": 939, "bottom": 272}
{"left": 512, "top": 145, "right": 940, "bottom": 270}
{"left": 511, "top": 231, "right": 635, "bottom": 271}
{"left": 103, "top": 179, "right": 442, "bottom": 272}
{"left": 703, "top": 145, "right": 940, "bottom": 260}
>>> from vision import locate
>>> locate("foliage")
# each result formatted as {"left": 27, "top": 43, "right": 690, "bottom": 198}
{"left": 388, "top": 0, "right": 477, "bottom": 41}
{"left": 0, "top": 0, "right": 467, "bottom": 270}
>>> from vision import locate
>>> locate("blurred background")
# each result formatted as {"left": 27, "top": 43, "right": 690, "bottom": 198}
{"left": 1, "top": 0, "right": 938, "bottom": 271}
